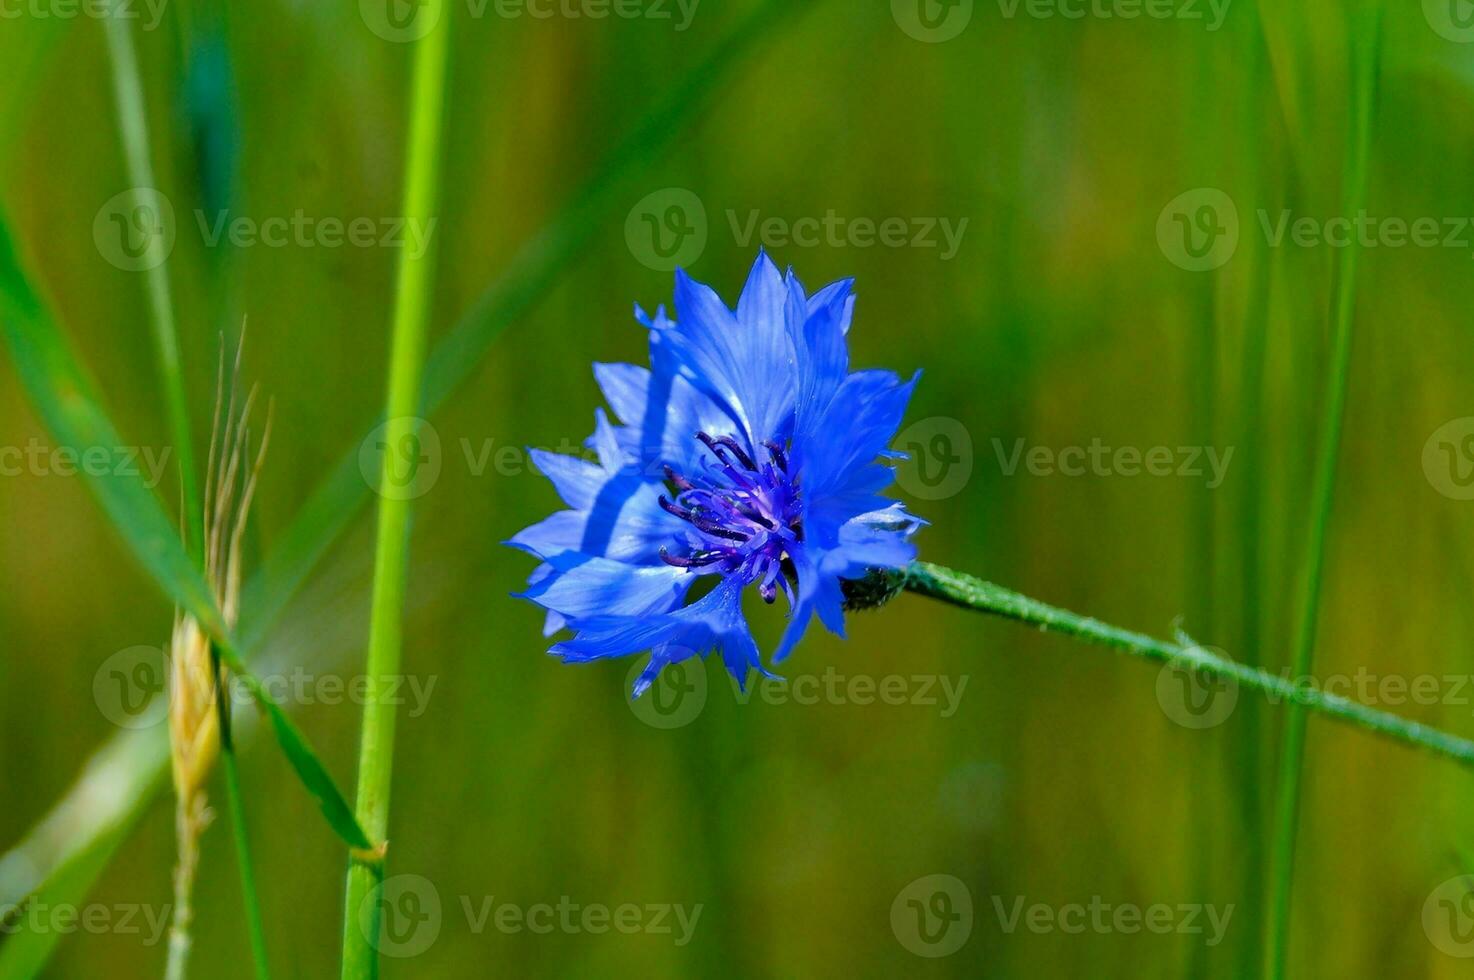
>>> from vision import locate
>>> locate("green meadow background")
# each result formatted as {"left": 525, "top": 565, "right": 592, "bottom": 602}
{"left": 3, "top": 0, "right": 1474, "bottom": 976}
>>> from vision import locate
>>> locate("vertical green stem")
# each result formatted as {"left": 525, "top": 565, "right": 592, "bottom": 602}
{"left": 340, "top": 8, "right": 451, "bottom": 978}
{"left": 1263, "top": 10, "right": 1381, "bottom": 979}
{"left": 101, "top": 1, "right": 201, "bottom": 557}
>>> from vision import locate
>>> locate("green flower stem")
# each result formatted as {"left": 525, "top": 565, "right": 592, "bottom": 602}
{"left": 340, "top": 7, "right": 451, "bottom": 979}
{"left": 901, "top": 562, "right": 1474, "bottom": 768}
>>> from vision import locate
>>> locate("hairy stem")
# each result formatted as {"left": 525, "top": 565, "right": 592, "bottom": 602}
{"left": 901, "top": 562, "right": 1474, "bottom": 768}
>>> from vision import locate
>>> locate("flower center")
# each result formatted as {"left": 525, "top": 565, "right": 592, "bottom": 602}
{"left": 658, "top": 433, "right": 802, "bottom": 603}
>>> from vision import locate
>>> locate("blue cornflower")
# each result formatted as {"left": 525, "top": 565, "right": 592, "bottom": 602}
{"left": 509, "top": 252, "right": 924, "bottom": 696}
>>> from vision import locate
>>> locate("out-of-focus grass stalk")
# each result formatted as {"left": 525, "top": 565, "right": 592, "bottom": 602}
{"left": 103, "top": 8, "right": 272, "bottom": 978}
{"left": 901, "top": 562, "right": 1474, "bottom": 767}
{"left": 1263, "top": 9, "right": 1381, "bottom": 979}
{"left": 1232, "top": 5, "right": 1274, "bottom": 972}
{"left": 101, "top": 0, "right": 199, "bottom": 555}
{"left": 340, "top": 7, "right": 451, "bottom": 978}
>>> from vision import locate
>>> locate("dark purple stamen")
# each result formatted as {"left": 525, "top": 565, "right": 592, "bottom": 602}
{"left": 659, "top": 547, "right": 726, "bottom": 569}
{"left": 659, "top": 495, "right": 750, "bottom": 542}
{"left": 763, "top": 440, "right": 788, "bottom": 472}
{"left": 713, "top": 435, "right": 756, "bottom": 471}
{"left": 658, "top": 433, "right": 802, "bottom": 584}
{"left": 695, "top": 432, "right": 733, "bottom": 467}
{"left": 735, "top": 503, "right": 775, "bottom": 528}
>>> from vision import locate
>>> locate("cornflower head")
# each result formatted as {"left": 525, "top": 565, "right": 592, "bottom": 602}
{"left": 510, "top": 252, "right": 924, "bottom": 696}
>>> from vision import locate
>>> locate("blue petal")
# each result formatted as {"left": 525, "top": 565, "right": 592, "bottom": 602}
{"left": 517, "top": 553, "right": 692, "bottom": 622}
{"left": 794, "top": 369, "right": 919, "bottom": 502}
{"left": 653, "top": 254, "right": 796, "bottom": 449}
{"left": 772, "top": 505, "right": 923, "bottom": 663}
{"left": 527, "top": 449, "right": 606, "bottom": 511}
{"left": 593, "top": 361, "right": 735, "bottom": 474}
{"left": 551, "top": 578, "right": 773, "bottom": 696}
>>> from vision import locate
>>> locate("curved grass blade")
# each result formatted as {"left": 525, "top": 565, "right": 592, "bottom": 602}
{"left": 1263, "top": 10, "right": 1383, "bottom": 978}
{"left": 0, "top": 728, "right": 169, "bottom": 978}
{"left": 102, "top": 0, "right": 201, "bottom": 559}
{"left": 0, "top": 214, "right": 370, "bottom": 854}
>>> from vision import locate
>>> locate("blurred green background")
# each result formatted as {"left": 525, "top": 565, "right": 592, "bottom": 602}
{"left": 4, "top": 0, "right": 1474, "bottom": 976}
